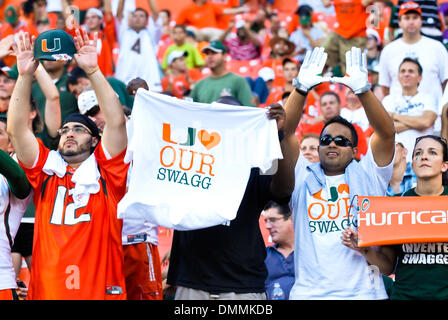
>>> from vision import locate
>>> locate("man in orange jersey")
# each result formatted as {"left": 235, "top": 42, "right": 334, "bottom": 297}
{"left": 7, "top": 29, "right": 128, "bottom": 300}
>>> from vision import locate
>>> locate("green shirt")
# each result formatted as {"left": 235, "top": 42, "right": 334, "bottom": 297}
{"left": 162, "top": 43, "right": 205, "bottom": 70}
{"left": 390, "top": 186, "right": 448, "bottom": 300}
{"left": 190, "top": 72, "right": 254, "bottom": 106}
{"left": 107, "top": 76, "right": 134, "bottom": 109}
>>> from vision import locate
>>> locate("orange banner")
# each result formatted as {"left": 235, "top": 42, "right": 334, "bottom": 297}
{"left": 357, "top": 196, "right": 448, "bottom": 247}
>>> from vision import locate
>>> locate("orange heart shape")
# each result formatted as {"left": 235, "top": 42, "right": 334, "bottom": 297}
{"left": 198, "top": 130, "right": 221, "bottom": 150}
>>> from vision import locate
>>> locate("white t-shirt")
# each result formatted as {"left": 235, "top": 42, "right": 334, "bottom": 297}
{"left": 115, "top": 16, "right": 163, "bottom": 90}
{"left": 340, "top": 106, "right": 370, "bottom": 132}
{"left": 0, "top": 176, "right": 32, "bottom": 290}
{"left": 117, "top": 89, "right": 282, "bottom": 230}
{"left": 382, "top": 91, "right": 437, "bottom": 162}
{"left": 378, "top": 36, "right": 448, "bottom": 114}
{"left": 289, "top": 144, "right": 392, "bottom": 300}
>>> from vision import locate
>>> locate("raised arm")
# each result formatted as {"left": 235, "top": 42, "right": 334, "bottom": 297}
{"left": 0, "top": 150, "right": 31, "bottom": 199}
{"left": 332, "top": 47, "right": 395, "bottom": 167}
{"left": 73, "top": 29, "right": 127, "bottom": 157}
{"left": 7, "top": 32, "right": 40, "bottom": 168}
{"left": 34, "top": 63, "right": 61, "bottom": 138}
{"left": 148, "top": 0, "right": 159, "bottom": 22}
{"left": 270, "top": 47, "right": 329, "bottom": 198}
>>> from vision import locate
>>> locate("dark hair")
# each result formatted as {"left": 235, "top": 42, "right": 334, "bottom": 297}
{"left": 320, "top": 91, "right": 341, "bottom": 105}
{"left": 67, "top": 66, "right": 88, "bottom": 90}
{"left": 399, "top": 57, "right": 423, "bottom": 75}
{"left": 173, "top": 24, "right": 187, "bottom": 33}
{"left": 134, "top": 7, "right": 149, "bottom": 18}
{"left": 295, "top": 4, "right": 313, "bottom": 16}
{"left": 321, "top": 116, "right": 358, "bottom": 147}
{"left": 215, "top": 96, "right": 242, "bottom": 106}
{"left": 264, "top": 200, "right": 291, "bottom": 219}
{"left": 282, "top": 57, "right": 298, "bottom": 68}
{"left": 161, "top": 9, "right": 171, "bottom": 19}
{"left": 413, "top": 135, "right": 448, "bottom": 185}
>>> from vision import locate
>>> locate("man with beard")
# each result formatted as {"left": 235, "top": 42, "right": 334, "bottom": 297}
{"left": 7, "top": 29, "right": 129, "bottom": 299}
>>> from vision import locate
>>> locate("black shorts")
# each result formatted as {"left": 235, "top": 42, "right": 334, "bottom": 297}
{"left": 11, "top": 222, "right": 34, "bottom": 257}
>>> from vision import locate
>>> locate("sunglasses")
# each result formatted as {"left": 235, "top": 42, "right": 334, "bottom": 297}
{"left": 319, "top": 135, "right": 353, "bottom": 147}
{"left": 415, "top": 134, "right": 447, "bottom": 146}
{"left": 85, "top": 105, "right": 100, "bottom": 117}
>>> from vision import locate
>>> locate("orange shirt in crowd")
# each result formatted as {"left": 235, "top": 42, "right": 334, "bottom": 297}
{"left": 0, "top": 21, "right": 38, "bottom": 67}
{"left": 162, "top": 68, "right": 203, "bottom": 98}
{"left": 209, "top": 0, "right": 239, "bottom": 29}
{"left": 67, "top": 15, "right": 117, "bottom": 77}
{"left": 334, "top": 0, "right": 369, "bottom": 38}
{"left": 262, "top": 58, "right": 286, "bottom": 88}
{"left": 176, "top": 2, "right": 224, "bottom": 29}
{"left": 21, "top": 139, "right": 128, "bottom": 300}
{"left": 0, "top": 0, "right": 24, "bottom": 22}
{"left": 72, "top": 0, "right": 100, "bottom": 11}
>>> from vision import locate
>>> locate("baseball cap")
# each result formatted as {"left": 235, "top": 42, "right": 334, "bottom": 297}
{"left": 78, "top": 90, "right": 99, "bottom": 115}
{"left": 34, "top": 29, "right": 77, "bottom": 61}
{"left": 258, "top": 67, "right": 275, "bottom": 82}
{"left": 4, "top": 6, "right": 18, "bottom": 24}
{"left": 167, "top": 50, "right": 188, "bottom": 65}
{"left": 201, "top": 40, "right": 227, "bottom": 54}
{"left": 235, "top": 20, "right": 245, "bottom": 29}
{"left": 398, "top": 1, "right": 422, "bottom": 17}
{"left": 0, "top": 65, "right": 18, "bottom": 80}
{"left": 86, "top": 7, "right": 104, "bottom": 19}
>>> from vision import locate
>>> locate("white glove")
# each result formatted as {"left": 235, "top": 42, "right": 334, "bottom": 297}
{"left": 292, "top": 47, "right": 329, "bottom": 94}
{"left": 331, "top": 47, "right": 371, "bottom": 94}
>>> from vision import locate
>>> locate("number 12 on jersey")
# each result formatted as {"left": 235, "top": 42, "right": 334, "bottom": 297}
{"left": 50, "top": 186, "right": 91, "bottom": 225}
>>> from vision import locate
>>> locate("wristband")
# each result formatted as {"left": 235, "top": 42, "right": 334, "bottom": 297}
{"left": 294, "top": 87, "right": 308, "bottom": 96}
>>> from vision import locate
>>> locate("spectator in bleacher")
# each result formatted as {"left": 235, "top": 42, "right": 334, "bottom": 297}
{"left": 219, "top": 19, "right": 262, "bottom": 61}
{"left": 190, "top": 40, "right": 254, "bottom": 105}
{"left": 262, "top": 33, "right": 296, "bottom": 88}
{"left": 382, "top": 57, "right": 438, "bottom": 163}
{"left": 162, "top": 24, "right": 205, "bottom": 70}
{"left": 0, "top": 5, "right": 39, "bottom": 67}
{"left": 304, "top": 0, "right": 335, "bottom": 15}
{"left": 67, "top": 66, "right": 134, "bottom": 109}
{"left": 176, "top": 0, "right": 249, "bottom": 42}
{"left": 80, "top": 1, "right": 116, "bottom": 77}
{"left": 342, "top": 134, "right": 448, "bottom": 300}
{"left": 378, "top": 1, "right": 448, "bottom": 114}
{"left": 263, "top": 13, "right": 289, "bottom": 46}
{"left": 341, "top": 88, "right": 372, "bottom": 136}
{"left": 250, "top": 8, "right": 268, "bottom": 35}
{"left": 322, "top": 0, "right": 371, "bottom": 77}
{"left": 160, "top": 9, "right": 172, "bottom": 40}
{"left": 264, "top": 201, "right": 295, "bottom": 300}
{"left": 246, "top": 66, "right": 275, "bottom": 105}
{"left": 264, "top": 58, "right": 298, "bottom": 107}
{"left": 299, "top": 90, "right": 368, "bottom": 160}
{"left": 162, "top": 50, "right": 202, "bottom": 99}
{"left": 299, "top": 133, "right": 320, "bottom": 163}
{"left": 289, "top": 5, "right": 324, "bottom": 64}
{"left": 366, "top": 28, "right": 382, "bottom": 67}
{"left": 389, "top": 0, "right": 443, "bottom": 41}
{"left": 387, "top": 141, "right": 417, "bottom": 196}
{"left": 115, "top": 0, "right": 163, "bottom": 91}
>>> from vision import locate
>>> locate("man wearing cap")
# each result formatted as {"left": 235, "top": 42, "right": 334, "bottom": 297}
{"left": 218, "top": 19, "right": 262, "bottom": 61}
{"left": 378, "top": 1, "right": 448, "bottom": 122}
{"left": 190, "top": 40, "right": 254, "bottom": 105}
{"left": 8, "top": 30, "right": 128, "bottom": 300}
{"left": 289, "top": 5, "right": 324, "bottom": 64}
{"left": 0, "top": 5, "right": 39, "bottom": 67}
{"left": 161, "top": 24, "right": 204, "bottom": 71}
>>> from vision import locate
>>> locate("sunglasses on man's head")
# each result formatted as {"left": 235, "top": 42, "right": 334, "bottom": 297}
{"left": 319, "top": 135, "right": 353, "bottom": 147}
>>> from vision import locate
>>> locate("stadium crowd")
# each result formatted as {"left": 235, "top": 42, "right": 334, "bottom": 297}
{"left": 0, "top": 0, "right": 447, "bottom": 301}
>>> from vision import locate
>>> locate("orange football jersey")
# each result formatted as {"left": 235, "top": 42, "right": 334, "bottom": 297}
{"left": 20, "top": 139, "right": 129, "bottom": 300}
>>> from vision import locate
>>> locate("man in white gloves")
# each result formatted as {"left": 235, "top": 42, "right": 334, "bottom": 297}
{"left": 273, "top": 47, "right": 395, "bottom": 299}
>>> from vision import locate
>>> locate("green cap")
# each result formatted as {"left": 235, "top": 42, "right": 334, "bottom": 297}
{"left": 34, "top": 29, "right": 77, "bottom": 61}
{"left": 0, "top": 65, "right": 18, "bottom": 80}
{"left": 4, "top": 6, "right": 18, "bottom": 25}
{"left": 201, "top": 40, "right": 227, "bottom": 54}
